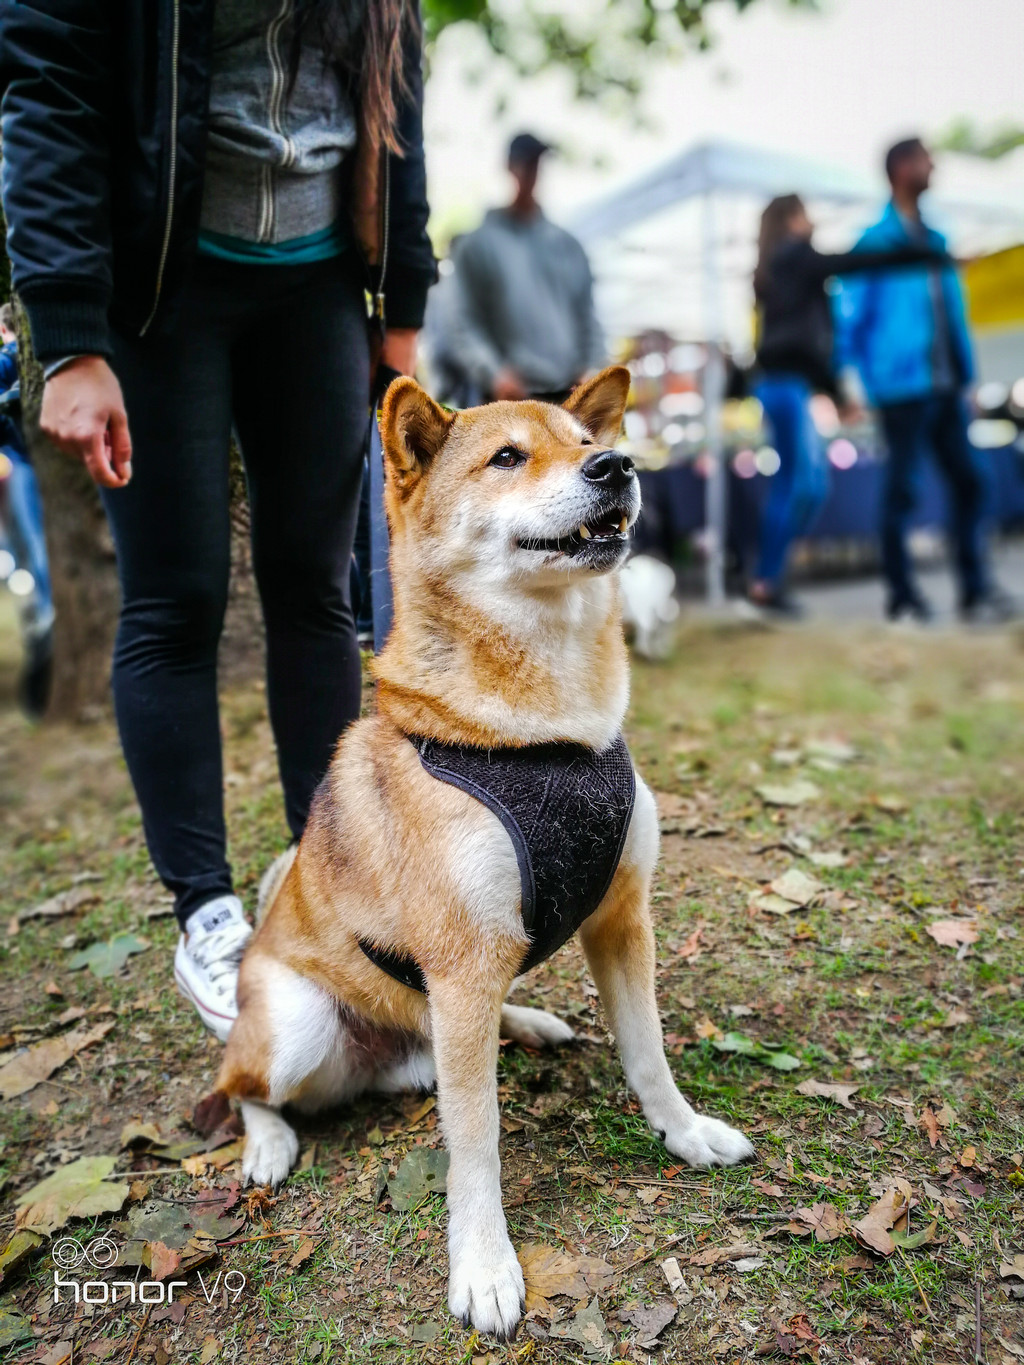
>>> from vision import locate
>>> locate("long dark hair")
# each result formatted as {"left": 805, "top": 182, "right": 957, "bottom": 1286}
{"left": 291, "top": 0, "right": 417, "bottom": 156}
{"left": 754, "top": 193, "right": 805, "bottom": 299}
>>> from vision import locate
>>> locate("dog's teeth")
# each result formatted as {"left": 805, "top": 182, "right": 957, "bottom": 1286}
{"left": 619, "top": 517, "right": 628, "bottom": 533}
{"left": 579, "top": 524, "right": 591, "bottom": 539}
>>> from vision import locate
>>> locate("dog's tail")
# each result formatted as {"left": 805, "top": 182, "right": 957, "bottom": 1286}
{"left": 256, "top": 843, "right": 299, "bottom": 926}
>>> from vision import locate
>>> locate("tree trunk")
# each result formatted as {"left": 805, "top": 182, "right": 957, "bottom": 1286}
{"left": 14, "top": 301, "right": 121, "bottom": 721}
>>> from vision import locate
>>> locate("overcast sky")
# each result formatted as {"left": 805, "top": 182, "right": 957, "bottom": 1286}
{"left": 424, "top": 0, "right": 1023, "bottom": 234}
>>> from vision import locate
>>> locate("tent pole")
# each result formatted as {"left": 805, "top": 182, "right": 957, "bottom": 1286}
{"left": 701, "top": 189, "right": 727, "bottom": 609}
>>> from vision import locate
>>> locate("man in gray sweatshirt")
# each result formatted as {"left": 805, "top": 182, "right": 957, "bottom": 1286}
{"left": 449, "top": 133, "right": 605, "bottom": 402}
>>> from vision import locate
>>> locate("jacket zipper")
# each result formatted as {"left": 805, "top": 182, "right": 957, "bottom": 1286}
{"left": 261, "top": 0, "right": 294, "bottom": 243}
{"left": 374, "top": 151, "right": 391, "bottom": 330}
{"left": 139, "top": 0, "right": 181, "bottom": 336}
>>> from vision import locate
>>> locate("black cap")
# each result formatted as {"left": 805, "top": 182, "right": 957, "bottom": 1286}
{"left": 508, "top": 132, "right": 551, "bottom": 166}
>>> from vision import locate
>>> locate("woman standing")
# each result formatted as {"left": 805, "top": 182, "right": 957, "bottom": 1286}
{"left": 0, "top": 0, "right": 435, "bottom": 1037}
{"left": 751, "top": 194, "right": 943, "bottom": 615}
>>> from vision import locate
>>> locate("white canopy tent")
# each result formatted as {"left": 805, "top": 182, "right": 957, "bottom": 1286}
{"left": 568, "top": 139, "right": 1024, "bottom": 604}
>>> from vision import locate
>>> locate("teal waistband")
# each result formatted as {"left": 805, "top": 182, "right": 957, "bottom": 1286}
{"left": 196, "top": 222, "right": 347, "bottom": 265}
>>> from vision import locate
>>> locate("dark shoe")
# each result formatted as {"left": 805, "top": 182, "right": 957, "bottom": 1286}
{"left": 748, "top": 588, "right": 804, "bottom": 619}
{"left": 17, "top": 622, "right": 53, "bottom": 720}
{"left": 960, "top": 587, "right": 1017, "bottom": 623}
{"left": 886, "top": 592, "right": 932, "bottom": 623}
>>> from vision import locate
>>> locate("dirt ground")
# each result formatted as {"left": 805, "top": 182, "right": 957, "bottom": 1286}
{"left": 1, "top": 611, "right": 1023, "bottom": 1364}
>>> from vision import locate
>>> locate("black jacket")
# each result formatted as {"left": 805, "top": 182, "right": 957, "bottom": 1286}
{"left": 0, "top": 0, "right": 436, "bottom": 363}
{"left": 755, "top": 236, "right": 946, "bottom": 396}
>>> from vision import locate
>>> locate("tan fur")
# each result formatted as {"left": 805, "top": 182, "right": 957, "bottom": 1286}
{"left": 218, "top": 368, "right": 752, "bottom": 1338}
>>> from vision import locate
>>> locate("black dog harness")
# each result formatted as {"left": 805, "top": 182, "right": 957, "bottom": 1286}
{"left": 358, "top": 734, "right": 636, "bottom": 992}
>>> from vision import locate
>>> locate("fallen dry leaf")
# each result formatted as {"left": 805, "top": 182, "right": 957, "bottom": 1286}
{"left": 517, "top": 1243, "right": 614, "bottom": 1313}
{"left": 756, "top": 780, "right": 821, "bottom": 808}
{"left": 750, "top": 891, "right": 803, "bottom": 915}
{"left": 918, "top": 1102, "right": 954, "bottom": 1149}
{"left": 796, "top": 1080, "right": 860, "bottom": 1110}
{"left": 926, "top": 919, "right": 978, "bottom": 950}
{"left": 121, "top": 1121, "right": 164, "bottom": 1149}
{"left": 787, "top": 1203, "right": 850, "bottom": 1243}
{"left": 619, "top": 1298, "right": 676, "bottom": 1346}
{"left": 808, "top": 850, "right": 847, "bottom": 869}
{"left": 677, "top": 925, "right": 704, "bottom": 959}
{"left": 0, "top": 1021, "right": 115, "bottom": 1101}
{"left": 148, "top": 1241, "right": 181, "bottom": 1281}
{"left": 770, "top": 868, "right": 823, "bottom": 907}
{"left": 289, "top": 1236, "right": 316, "bottom": 1270}
{"left": 548, "top": 1297, "right": 614, "bottom": 1358}
{"left": 11, "top": 886, "right": 100, "bottom": 931}
{"left": 852, "top": 1182, "right": 912, "bottom": 1256}
{"left": 773, "top": 1312, "right": 822, "bottom": 1361}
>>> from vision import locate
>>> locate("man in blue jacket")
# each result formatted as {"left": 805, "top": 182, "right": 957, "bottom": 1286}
{"left": 836, "top": 138, "right": 1010, "bottom": 622}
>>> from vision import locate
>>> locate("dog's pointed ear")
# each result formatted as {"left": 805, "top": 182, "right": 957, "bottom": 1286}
{"left": 380, "top": 377, "right": 455, "bottom": 494}
{"left": 563, "top": 365, "right": 632, "bottom": 446}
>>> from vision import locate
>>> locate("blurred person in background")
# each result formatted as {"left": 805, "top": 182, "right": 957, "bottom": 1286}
{"left": 449, "top": 133, "right": 604, "bottom": 402}
{"left": 1, "top": 0, "right": 434, "bottom": 1038}
{"left": 0, "top": 303, "right": 53, "bottom": 716}
{"left": 751, "top": 194, "right": 947, "bottom": 617}
{"left": 837, "top": 138, "right": 1014, "bottom": 623}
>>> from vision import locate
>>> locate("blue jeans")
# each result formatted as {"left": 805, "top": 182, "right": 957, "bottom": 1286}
{"left": 4, "top": 447, "right": 53, "bottom": 619}
{"left": 878, "top": 392, "right": 988, "bottom": 607}
{"left": 753, "top": 376, "right": 830, "bottom": 585}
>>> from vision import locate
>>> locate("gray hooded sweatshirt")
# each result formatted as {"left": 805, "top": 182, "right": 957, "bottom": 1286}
{"left": 201, "top": 0, "right": 362, "bottom": 244}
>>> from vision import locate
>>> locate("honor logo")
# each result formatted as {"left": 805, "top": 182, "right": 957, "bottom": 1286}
{"left": 50, "top": 1237, "right": 247, "bottom": 1306}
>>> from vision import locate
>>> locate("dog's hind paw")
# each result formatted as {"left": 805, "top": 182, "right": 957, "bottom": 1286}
{"left": 241, "top": 1101, "right": 299, "bottom": 1188}
{"left": 449, "top": 1243, "right": 525, "bottom": 1340}
{"left": 663, "top": 1113, "right": 754, "bottom": 1168}
{"left": 500, "top": 1004, "right": 575, "bottom": 1050}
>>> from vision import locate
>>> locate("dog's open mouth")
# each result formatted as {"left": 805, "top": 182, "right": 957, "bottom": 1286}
{"left": 517, "top": 509, "right": 631, "bottom": 556}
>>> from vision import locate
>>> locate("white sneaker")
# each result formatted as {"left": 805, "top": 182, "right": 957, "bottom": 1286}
{"left": 174, "top": 895, "right": 252, "bottom": 1042}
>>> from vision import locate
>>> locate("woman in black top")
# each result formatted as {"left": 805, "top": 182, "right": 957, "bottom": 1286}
{"left": 750, "top": 193, "right": 944, "bottom": 614}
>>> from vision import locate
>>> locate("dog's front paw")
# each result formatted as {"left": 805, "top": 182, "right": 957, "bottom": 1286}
{"left": 501, "top": 1004, "right": 575, "bottom": 1050}
{"left": 449, "top": 1241, "right": 526, "bottom": 1340}
{"left": 662, "top": 1113, "right": 754, "bottom": 1168}
{"left": 241, "top": 1104, "right": 299, "bottom": 1188}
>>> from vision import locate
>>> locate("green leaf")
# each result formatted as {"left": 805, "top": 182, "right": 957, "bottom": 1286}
{"left": 0, "top": 1230, "right": 45, "bottom": 1284}
{"left": 891, "top": 1220, "right": 938, "bottom": 1250}
{"left": 388, "top": 1147, "right": 449, "bottom": 1212}
{"left": 711, "top": 1031, "right": 759, "bottom": 1055}
{"left": 762, "top": 1050, "right": 803, "bottom": 1071}
{"left": 15, "top": 1155, "right": 129, "bottom": 1235}
{"left": 68, "top": 933, "right": 149, "bottom": 978}
{"left": 0, "top": 1306, "right": 33, "bottom": 1350}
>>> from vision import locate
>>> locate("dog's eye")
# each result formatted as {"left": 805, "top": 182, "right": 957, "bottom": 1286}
{"left": 489, "top": 446, "right": 527, "bottom": 469}
{"left": 581, "top": 436, "right": 594, "bottom": 446}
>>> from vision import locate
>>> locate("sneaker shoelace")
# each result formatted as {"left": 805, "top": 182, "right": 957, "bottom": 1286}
{"left": 187, "top": 921, "right": 252, "bottom": 996}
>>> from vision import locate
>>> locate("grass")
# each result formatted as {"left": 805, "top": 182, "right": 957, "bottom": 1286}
{"left": 1, "top": 618, "right": 1024, "bottom": 1363}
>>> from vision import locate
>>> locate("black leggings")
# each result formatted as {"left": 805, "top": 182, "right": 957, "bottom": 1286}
{"left": 103, "top": 254, "right": 370, "bottom": 927}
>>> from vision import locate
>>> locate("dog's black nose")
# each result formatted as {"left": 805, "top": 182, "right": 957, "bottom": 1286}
{"left": 581, "top": 449, "right": 635, "bottom": 487}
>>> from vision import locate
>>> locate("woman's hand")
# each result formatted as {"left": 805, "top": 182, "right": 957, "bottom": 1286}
{"left": 41, "top": 356, "right": 132, "bottom": 489}
{"left": 380, "top": 328, "right": 418, "bottom": 377}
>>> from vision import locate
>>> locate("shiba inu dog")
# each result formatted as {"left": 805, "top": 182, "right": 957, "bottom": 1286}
{"left": 216, "top": 366, "right": 753, "bottom": 1339}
